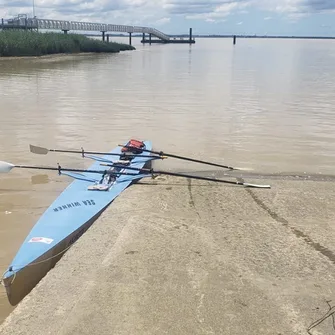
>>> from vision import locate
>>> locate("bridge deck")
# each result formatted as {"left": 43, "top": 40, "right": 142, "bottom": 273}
{"left": 1, "top": 16, "right": 170, "bottom": 41}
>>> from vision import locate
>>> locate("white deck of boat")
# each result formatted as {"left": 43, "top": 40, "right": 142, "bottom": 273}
{"left": 1, "top": 175, "right": 335, "bottom": 335}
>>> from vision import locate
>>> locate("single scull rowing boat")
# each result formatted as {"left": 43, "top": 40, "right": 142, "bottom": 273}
{"left": 1, "top": 139, "right": 155, "bottom": 306}
{"left": 0, "top": 138, "right": 270, "bottom": 306}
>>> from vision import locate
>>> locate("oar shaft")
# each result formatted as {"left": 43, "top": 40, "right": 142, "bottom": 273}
{"left": 14, "top": 165, "right": 138, "bottom": 175}
{"left": 50, "top": 149, "right": 119, "bottom": 156}
{"left": 107, "top": 164, "right": 270, "bottom": 188}
{"left": 16, "top": 165, "right": 60, "bottom": 172}
{"left": 121, "top": 146, "right": 234, "bottom": 170}
{"left": 50, "top": 149, "right": 154, "bottom": 159}
{"left": 153, "top": 170, "right": 270, "bottom": 188}
{"left": 161, "top": 153, "right": 235, "bottom": 170}
{"left": 9, "top": 164, "right": 270, "bottom": 188}
{"left": 153, "top": 170, "right": 243, "bottom": 186}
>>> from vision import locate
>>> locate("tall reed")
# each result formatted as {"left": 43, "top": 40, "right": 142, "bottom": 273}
{"left": 0, "top": 31, "right": 135, "bottom": 57}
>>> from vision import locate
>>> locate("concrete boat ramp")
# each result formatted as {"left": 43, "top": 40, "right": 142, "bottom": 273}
{"left": 1, "top": 174, "right": 335, "bottom": 335}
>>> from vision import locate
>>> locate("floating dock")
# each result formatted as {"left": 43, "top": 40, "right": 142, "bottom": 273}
{"left": 141, "top": 38, "right": 195, "bottom": 44}
{"left": 141, "top": 28, "right": 195, "bottom": 44}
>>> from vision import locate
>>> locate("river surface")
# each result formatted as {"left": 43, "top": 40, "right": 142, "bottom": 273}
{"left": 0, "top": 36, "right": 335, "bottom": 322}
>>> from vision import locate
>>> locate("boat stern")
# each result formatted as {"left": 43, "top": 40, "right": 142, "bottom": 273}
{"left": 1, "top": 244, "right": 65, "bottom": 306}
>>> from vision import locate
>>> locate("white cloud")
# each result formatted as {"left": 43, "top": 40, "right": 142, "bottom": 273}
{"left": 1, "top": 0, "right": 335, "bottom": 27}
{"left": 183, "top": 1, "right": 249, "bottom": 21}
{"left": 254, "top": 0, "right": 335, "bottom": 17}
{"left": 155, "top": 17, "right": 171, "bottom": 25}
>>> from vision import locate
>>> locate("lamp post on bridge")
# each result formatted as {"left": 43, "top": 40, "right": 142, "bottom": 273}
{"left": 32, "top": 0, "right": 36, "bottom": 17}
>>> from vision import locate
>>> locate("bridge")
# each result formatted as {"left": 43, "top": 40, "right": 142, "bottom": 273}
{"left": 1, "top": 14, "right": 195, "bottom": 44}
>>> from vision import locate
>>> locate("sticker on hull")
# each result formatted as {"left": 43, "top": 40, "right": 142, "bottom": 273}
{"left": 28, "top": 237, "right": 54, "bottom": 244}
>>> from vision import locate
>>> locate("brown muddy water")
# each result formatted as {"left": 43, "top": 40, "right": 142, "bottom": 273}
{"left": 0, "top": 37, "right": 335, "bottom": 322}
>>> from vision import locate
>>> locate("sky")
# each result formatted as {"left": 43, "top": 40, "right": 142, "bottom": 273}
{"left": 1, "top": 0, "right": 335, "bottom": 36}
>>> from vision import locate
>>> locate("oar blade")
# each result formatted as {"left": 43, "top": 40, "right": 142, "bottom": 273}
{"left": 29, "top": 145, "right": 49, "bottom": 155}
{"left": 243, "top": 183, "right": 271, "bottom": 189}
{"left": 234, "top": 167, "right": 254, "bottom": 171}
{"left": 0, "top": 161, "right": 15, "bottom": 173}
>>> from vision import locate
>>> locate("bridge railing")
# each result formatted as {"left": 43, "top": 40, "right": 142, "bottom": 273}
{"left": 1, "top": 17, "right": 171, "bottom": 41}
{"left": 1, "top": 16, "right": 38, "bottom": 29}
{"left": 28, "top": 18, "right": 170, "bottom": 40}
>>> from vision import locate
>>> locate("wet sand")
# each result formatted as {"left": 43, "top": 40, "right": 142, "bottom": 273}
{"left": 0, "top": 175, "right": 334, "bottom": 334}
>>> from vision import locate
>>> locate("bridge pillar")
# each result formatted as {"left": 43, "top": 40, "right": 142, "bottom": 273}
{"left": 142, "top": 33, "right": 145, "bottom": 44}
{"left": 149, "top": 33, "right": 152, "bottom": 44}
{"left": 102, "top": 31, "right": 105, "bottom": 42}
{"left": 107, "top": 34, "right": 109, "bottom": 43}
{"left": 189, "top": 28, "right": 192, "bottom": 42}
{"left": 62, "top": 30, "right": 69, "bottom": 34}
{"left": 233, "top": 35, "right": 236, "bottom": 45}
{"left": 129, "top": 32, "right": 132, "bottom": 46}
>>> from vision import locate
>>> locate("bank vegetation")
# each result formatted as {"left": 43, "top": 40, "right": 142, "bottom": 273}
{"left": 0, "top": 31, "right": 135, "bottom": 57}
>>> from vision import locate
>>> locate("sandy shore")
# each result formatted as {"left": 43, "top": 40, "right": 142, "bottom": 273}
{"left": 0, "top": 175, "right": 334, "bottom": 334}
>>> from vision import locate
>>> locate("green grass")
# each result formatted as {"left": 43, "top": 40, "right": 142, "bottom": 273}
{"left": 0, "top": 30, "right": 135, "bottom": 57}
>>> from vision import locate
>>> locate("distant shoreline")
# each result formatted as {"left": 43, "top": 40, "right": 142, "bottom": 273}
{"left": 187, "top": 35, "right": 335, "bottom": 40}
{"left": 86, "top": 33, "right": 335, "bottom": 40}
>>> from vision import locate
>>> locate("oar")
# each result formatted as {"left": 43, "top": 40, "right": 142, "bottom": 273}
{"left": 101, "top": 163, "right": 271, "bottom": 188}
{"left": 29, "top": 145, "right": 163, "bottom": 160}
{"left": 0, "top": 161, "right": 138, "bottom": 176}
{"left": 0, "top": 161, "right": 270, "bottom": 188}
{"left": 118, "top": 144, "right": 250, "bottom": 171}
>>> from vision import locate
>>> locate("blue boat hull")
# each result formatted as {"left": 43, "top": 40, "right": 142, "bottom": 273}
{"left": 2, "top": 140, "right": 152, "bottom": 306}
